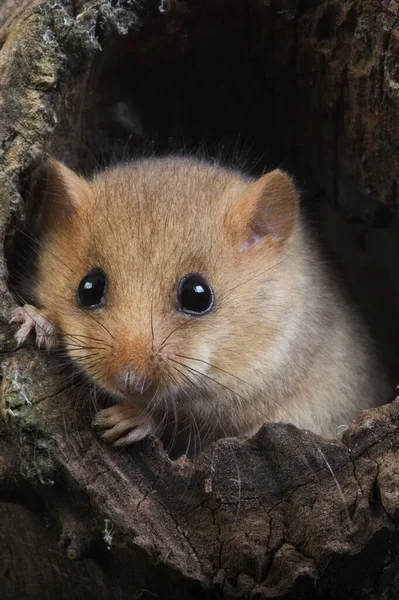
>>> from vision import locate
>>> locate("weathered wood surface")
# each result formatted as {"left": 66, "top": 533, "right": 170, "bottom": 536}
{"left": 1, "top": 1, "right": 399, "bottom": 598}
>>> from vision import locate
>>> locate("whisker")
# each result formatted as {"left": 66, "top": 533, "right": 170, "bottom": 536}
{"left": 170, "top": 357, "right": 299, "bottom": 427}
{"left": 169, "top": 366, "right": 204, "bottom": 458}
{"left": 76, "top": 310, "right": 115, "bottom": 341}
{"left": 11, "top": 225, "right": 74, "bottom": 275}
{"left": 175, "top": 354, "right": 266, "bottom": 396}
{"left": 62, "top": 344, "right": 108, "bottom": 352}
{"left": 169, "top": 364, "right": 219, "bottom": 446}
{"left": 150, "top": 295, "right": 155, "bottom": 353}
{"left": 317, "top": 446, "right": 352, "bottom": 528}
{"left": 60, "top": 331, "right": 112, "bottom": 346}
{"left": 159, "top": 318, "right": 192, "bottom": 350}
{"left": 173, "top": 354, "right": 300, "bottom": 424}
{"left": 226, "top": 257, "right": 284, "bottom": 293}
{"left": 11, "top": 298, "right": 113, "bottom": 350}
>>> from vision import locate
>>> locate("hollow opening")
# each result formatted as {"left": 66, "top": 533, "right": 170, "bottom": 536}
{"left": 7, "top": 0, "right": 399, "bottom": 442}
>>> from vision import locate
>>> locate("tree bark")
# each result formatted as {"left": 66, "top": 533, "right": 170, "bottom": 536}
{"left": 1, "top": 1, "right": 399, "bottom": 598}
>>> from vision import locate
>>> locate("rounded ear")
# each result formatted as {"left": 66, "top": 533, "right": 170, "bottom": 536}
{"left": 229, "top": 169, "right": 298, "bottom": 252}
{"left": 42, "top": 160, "right": 91, "bottom": 228}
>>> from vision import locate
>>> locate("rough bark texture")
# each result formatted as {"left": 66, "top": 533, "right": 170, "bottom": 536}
{"left": 1, "top": 1, "right": 399, "bottom": 598}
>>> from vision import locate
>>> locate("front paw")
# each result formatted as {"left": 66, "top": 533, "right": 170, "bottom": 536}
{"left": 10, "top": 305, "right": 58, "bottom": 350}
{"left": 94, "top": 403, "right": 156, "bottom": 447}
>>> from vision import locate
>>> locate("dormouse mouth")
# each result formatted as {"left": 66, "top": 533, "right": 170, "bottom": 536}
{"left": 116, "top": 368, "right": 153, "bottom": 397}
{"left": 122, "top": 381, "right": 153, "bottom": 397}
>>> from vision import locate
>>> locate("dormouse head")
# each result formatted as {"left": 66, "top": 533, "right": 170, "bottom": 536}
{"left": 35, "top": 157, "right": 298, "bottom": 421}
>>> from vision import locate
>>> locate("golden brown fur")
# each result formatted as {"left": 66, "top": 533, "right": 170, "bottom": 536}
{"left": 12, "top": 156, "right": 391, "bottom": 456}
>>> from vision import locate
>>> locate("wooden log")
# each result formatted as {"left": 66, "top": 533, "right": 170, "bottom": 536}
{"left": 1, "top": 1, "right": 399, "bottom": 598}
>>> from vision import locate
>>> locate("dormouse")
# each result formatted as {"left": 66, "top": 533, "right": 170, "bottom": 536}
{"left": 11, "top": 157, "right": 391, "bottom": 456}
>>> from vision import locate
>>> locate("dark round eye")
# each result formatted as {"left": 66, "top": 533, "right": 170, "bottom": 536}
{"left": 177, "top": 273, "right": 214, "bottom": 315}
{"left": 78, "top": 268, "right": 107, "bottom": 309}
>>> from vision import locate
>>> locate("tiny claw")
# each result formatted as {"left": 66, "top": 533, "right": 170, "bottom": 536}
{"left": 10, "top": 304, "right": 58, "bottom": 350}
{"left": 94, "top": 403, "right": 155, "bottom": 447}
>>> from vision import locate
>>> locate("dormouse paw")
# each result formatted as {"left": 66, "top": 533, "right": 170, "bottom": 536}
{"left": 10, "top": 304, "right": 58, "bottom": 350}
{"left": 94, "top": 403, "right": 156, "bottom": 447}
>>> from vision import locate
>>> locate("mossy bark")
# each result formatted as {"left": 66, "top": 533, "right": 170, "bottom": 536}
{"left": 1, "top": 1, "right": 399, "bottom": 598}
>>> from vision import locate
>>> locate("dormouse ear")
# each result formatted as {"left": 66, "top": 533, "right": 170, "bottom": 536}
{"left": 230, "top": 169, "right": 298, "bottom": 252}
{"left": 43, "top": 160, "right": 90, "bottom": 226}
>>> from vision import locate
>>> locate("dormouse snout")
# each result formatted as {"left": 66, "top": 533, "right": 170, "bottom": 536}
{"left": 113, "top": 335, "right": 171, "bottom": 397}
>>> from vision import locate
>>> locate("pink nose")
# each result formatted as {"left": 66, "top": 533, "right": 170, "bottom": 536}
{"left": 116, "top": 367, "right": 151, "bottom": 396}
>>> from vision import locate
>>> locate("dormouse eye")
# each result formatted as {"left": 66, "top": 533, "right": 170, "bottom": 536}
{"left": 78, "top": 268, "right": 107, "bottom": 309}
{"left": 177, "top": 273, "right": 214, "bottom": 315}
